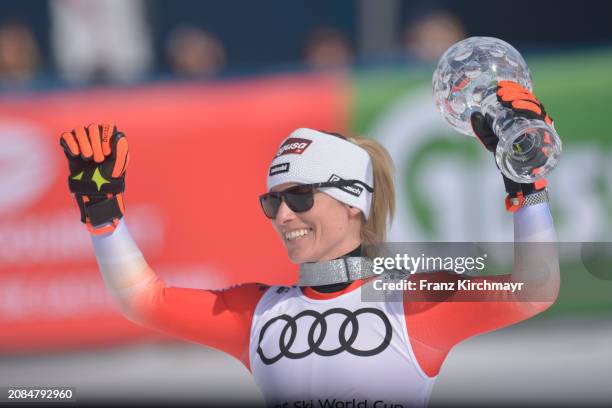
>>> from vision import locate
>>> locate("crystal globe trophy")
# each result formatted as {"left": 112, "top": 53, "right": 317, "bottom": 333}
{"left": 432, "top": 37, "right": 562, "bottom": 183}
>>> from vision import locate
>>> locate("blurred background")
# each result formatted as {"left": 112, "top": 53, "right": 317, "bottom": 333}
{"left": 0, "top": 0, "right": 611, "bottom": 405}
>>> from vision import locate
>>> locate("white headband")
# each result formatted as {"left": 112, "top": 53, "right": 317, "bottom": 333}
{"left": 266, "top": 128, "right": 374, "bottom": 219}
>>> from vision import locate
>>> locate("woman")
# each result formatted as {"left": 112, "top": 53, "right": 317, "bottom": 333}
{"left": 60, "top": 81, "right": 559, "bottom": 406}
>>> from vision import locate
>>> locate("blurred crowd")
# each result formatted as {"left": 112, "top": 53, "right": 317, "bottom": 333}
{"left": 0, "top": 0, "right": 467, "bottom": 89}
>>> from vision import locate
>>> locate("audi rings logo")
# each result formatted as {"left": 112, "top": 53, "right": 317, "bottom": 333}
{"left": 256, "top": 308, "right": 392, "bottom": 365}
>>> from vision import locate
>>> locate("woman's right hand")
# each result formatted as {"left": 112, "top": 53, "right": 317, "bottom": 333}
{"left": 60, "top": 123, "right": 129, "bottom": 235}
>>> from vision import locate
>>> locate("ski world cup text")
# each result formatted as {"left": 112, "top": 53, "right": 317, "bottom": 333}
{"left": 276, "top": 399, "right": 405, "bottom": 408}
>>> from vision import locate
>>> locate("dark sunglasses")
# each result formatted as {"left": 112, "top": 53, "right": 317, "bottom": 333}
{"left": 259, "top": 180, "right": 373, "bottom": 219}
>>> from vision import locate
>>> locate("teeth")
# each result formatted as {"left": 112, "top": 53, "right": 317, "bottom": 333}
{"left": 285, "top": 229, "right": 311, "bottom": 241}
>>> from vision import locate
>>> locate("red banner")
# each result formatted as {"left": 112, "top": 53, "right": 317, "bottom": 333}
{"left": 0, "top": 73, "right": 349, "bottom": 352}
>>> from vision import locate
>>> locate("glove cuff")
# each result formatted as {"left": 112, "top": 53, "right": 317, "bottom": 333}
{"left": 505, "top": 188, "right": 549, "bottom": 212}
{"left": 74, "top": 193, "right": 125, "bottom": 235}
{"left": 503, "top": 175, "right": 549, "bottom": 213}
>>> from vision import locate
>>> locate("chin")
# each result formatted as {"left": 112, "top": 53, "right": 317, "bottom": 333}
{"left": 286, "top": 248, "right": 315, "bottom": 264}
{"left": 287, "top": 252, "right": 307, "bottom": 264}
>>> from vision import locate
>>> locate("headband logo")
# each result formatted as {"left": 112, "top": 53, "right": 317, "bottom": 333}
{"left": 269, "top": 162, "right": 290, "bottom": 176}
{"left": 328, "top": 174, "right": 363, "bottom": 197}
{"left": 276, "top": 138, "right": 312, "bottom": 157}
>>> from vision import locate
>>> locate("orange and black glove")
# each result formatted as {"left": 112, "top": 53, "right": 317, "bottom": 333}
{"left": 60, "top": 123, "right": 129, "bottom": 234}
{"left": 470, "top": 81, "right": 551, "bottom": 212}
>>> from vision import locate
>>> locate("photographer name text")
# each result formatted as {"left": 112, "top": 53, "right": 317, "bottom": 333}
{"left": 373, "top": 278, "right": 525, "bottom": 293}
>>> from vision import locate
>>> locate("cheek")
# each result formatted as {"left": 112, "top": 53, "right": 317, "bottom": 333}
{"left": 311, "top": 203, "right": 349, "bottom": 239}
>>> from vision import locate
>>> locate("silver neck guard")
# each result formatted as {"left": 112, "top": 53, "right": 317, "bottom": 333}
{"left": 298, "top": 257, "right": 375, "bottom": 287}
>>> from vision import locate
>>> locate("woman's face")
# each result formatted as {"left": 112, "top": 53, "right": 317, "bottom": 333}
{"left": 270, "top": 183, "right": 363, "bottom": 264}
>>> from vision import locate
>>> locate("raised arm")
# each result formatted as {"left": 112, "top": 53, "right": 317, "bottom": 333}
{"left": 405, "top": 83, "right": 560, "bottom": 376}
{"left": 60, "top": 124, "right": 267, "bottom": 369}
{"left": 405, "top": 201, "right": 559, "bottom": 376}
{"left": 91, "top": 218, "right": 266, "bottom": 368}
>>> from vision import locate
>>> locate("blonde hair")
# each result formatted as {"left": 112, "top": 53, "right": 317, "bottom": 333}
{"left": 344, "top": 134, "right": 395, "bottom": 253}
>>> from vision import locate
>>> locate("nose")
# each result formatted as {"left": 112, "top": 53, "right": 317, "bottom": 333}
{"left": 275, "top": 200, "right": 297, "bottom": 224}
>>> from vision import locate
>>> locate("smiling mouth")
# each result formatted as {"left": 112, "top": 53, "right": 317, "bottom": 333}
{"left": 284, "top": 228, "right": 312, "bottom": 242}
